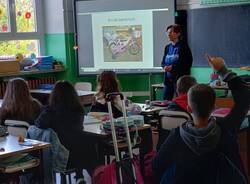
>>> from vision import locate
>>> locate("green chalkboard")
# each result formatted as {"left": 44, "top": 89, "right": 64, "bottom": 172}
{"left": 187, "top": 4, "right": 250, "bottom": 67}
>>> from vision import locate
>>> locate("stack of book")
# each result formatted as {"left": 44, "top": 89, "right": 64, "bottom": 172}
{"left": 36, "top": 56, "right": 53, "bottom": 70}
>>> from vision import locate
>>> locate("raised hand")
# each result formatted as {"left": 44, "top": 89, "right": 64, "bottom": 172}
{"left": 205, "top": 54, "right": 225, "bottom": 71}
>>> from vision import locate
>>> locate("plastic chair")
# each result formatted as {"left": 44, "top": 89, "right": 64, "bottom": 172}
{"left": 74, "top": 82, "right": 92, "bottom": 91}
{"left": 4, "top": 120, "right": 29, "bottom": 137}
{"left": 157, "top": 110, "right": 192, "bottom": 150}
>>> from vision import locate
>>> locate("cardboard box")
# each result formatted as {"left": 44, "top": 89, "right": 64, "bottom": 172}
{"left": 0, "top": 60, "right": 20, "bottom": 74}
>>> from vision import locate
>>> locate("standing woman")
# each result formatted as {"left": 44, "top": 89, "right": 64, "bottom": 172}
{"left": 35, "top": 81, "right": 97, "bottom": 178}
{"left": 0, "top": 78, "right": 42, "bottom": 125}
{"left": 161, "top": 24, "right": 193, "bottom": 100}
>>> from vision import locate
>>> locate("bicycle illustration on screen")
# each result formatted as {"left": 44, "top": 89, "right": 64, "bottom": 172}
{"left": 103, "top": 25, "right": 142, "bottom": 61}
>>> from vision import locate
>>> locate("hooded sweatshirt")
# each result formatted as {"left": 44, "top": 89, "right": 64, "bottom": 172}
{"left": 179, "top": 117, "right": 221, "bottom": 155}
{"left": 152, "top": 66, "right": 250, "bottom": 183}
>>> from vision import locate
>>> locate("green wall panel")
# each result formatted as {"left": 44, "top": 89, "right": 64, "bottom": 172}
{"left": 45, "top": 33, "right": 249, "bottom": 101}
{"left": 45, "top": 34, "right": 67, "bottom": 64}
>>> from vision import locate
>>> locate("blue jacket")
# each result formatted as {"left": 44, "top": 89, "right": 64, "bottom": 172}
{"left": 27, "top": 125, "right": 69, "bottom": 184}
{"left": 35, "top": 106, "right": 99, "bottom": 173}
{"left": 161, "top": 41, "right": 193, "bottom": 82}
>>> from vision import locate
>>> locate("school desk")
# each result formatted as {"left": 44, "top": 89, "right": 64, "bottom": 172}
{"left": 151, "top": 83, "right": 164, "bottom": 100}
{"left": 83, "top": 122, "right": 152, "bottom": 175}
{"left": 0, "top": 135, "right": 51, "bottom": 182}
{"left": 30, "top": 89, "right": 95, "bottom": 106}
{"left": 151, "top": 83, "right": 231, "bottom": 99}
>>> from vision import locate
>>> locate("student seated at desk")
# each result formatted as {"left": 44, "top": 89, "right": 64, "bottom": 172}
{"left": 90, "top": 70, "right": 123, "bottom": 118}
{"left": 166, "top": 75, "right": 197, "bottom": 113}
{"left": 0, "top": 78, "right": 42, "bottom": 125}
{"left": 156, "top": 76, "right": 196, "bottom": 150}
{"left": 152, "top": 57, "right": 250, "bottom": 183}
{"left": 35, "top": 81, "right": 97, "bottom": 179}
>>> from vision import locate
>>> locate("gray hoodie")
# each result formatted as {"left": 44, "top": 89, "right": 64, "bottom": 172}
{"left": 180, "top": 118, "right": 221, "bottom": 156}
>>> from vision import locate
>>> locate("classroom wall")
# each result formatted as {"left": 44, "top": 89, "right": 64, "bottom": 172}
{"left": 43, "top": 0, "right": 249, "bottom": 102}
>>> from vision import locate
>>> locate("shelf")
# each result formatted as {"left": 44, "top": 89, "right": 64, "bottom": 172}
{"left": 0, "top": 68, "right": 66, "bottom": 78}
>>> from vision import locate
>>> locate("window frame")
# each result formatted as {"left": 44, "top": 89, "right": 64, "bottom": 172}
{"left": 0, "top": 0, "right": 45, "bottom": 55}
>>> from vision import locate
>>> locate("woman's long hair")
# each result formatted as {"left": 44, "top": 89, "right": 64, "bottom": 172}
{"left": 96, "top": 71, "right": 120, "bottom": 98}
{"left": 49, "top": 81, "right": 83, "bottom": 114}
{"left": 1, "top": 78, "right": 38, "bottom": 121}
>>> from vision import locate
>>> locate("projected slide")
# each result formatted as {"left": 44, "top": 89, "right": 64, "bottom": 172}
{"left": 92, "top": 10, "right": 153, "bottom": 70}
{"left": 75, "top": 0, "right": 175, "bottom": 74}
{"left": 102, "top": 25, "right": 142, "bottom": 62}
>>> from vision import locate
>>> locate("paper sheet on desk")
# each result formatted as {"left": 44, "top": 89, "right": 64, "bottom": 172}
{"left": 84, "top": 112, "right": 109, "bottom": 124}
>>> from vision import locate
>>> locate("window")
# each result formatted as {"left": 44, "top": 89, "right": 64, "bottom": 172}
{"left": 0, "top": 0, "right": 44, "bottom": 59}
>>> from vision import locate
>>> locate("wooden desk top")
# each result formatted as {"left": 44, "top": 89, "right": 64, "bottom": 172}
{"left": 30, "top": 89, "right": 95, "bottom": 96}
{"left": 83, "top": 123, "right": 150, "bottom": 138}
{"left": 0, "top": 135, "right": 50, "bottom": 159}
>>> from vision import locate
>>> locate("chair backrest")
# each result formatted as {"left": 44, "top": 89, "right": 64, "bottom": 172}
{"left": 74, "top": 82, "right": 92, "bottom": 91}
{"left": 159, "top": 110, "right": 191, "bottom": 130}
{"left": 157, "top": 110, "right": 192, "bottom": 150}
{"left": 4, "top": 120, "right": 29, "bottom": 137}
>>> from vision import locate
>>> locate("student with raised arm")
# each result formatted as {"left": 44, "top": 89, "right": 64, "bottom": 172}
{"left": 152, "top": 56, "right": 250, "bottom": 183}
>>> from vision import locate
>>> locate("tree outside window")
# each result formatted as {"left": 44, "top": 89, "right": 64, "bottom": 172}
{"left": 0, "top": 0, "right": 44, "bottom": 58}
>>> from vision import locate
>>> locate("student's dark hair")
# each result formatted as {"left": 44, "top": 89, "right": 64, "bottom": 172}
{"left": 177, "top": 75, "right": 197, "bottom": 94}
{"left": 1, "top": 78, "right": 40, "bottom": 122}
{"left": 96, "top": 70, "right": 120, "bottom": 98}
{"left": 167, "top": 24, "right": 182, "bottom": 34}
{"left": 49, "top": 80, "right": 83, "bottom": 113}
{"left": 188, "top": 84, "right": 215, "bottom": 118}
